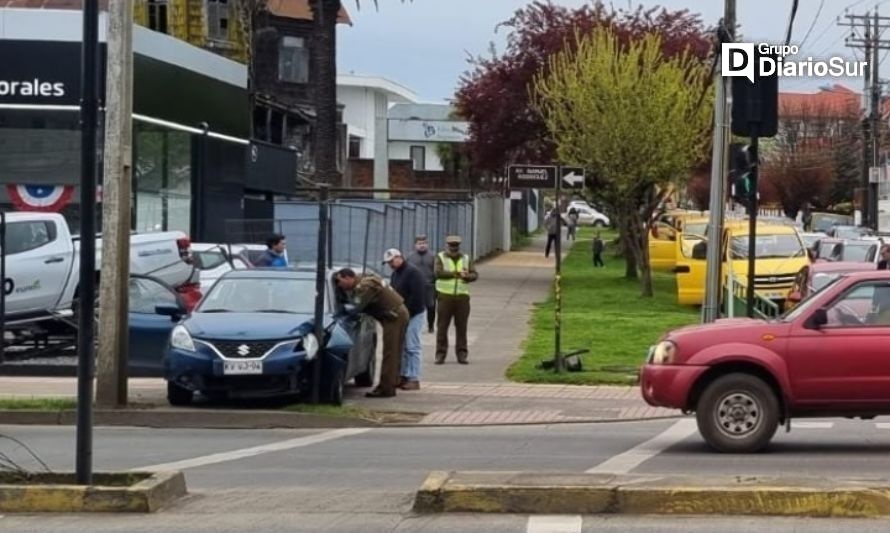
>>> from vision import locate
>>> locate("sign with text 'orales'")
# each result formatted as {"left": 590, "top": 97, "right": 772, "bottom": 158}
{"left": 0, "top": 40, "right": 107, "bottom": 106}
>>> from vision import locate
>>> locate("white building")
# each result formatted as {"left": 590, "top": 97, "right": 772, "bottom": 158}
{"left": 336, "top": 74, "right": 469, "bottom": 189}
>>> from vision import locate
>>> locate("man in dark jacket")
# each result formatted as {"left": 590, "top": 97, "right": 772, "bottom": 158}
{"left": 592, "top": 232, "right": 605, "bottom": 268}
{"left": 545, "top": 209, "right": 561, "bottom": 258}
{"left": 406, "top": 235, "right": 437, "bottom": 333}
{"left": 384, "top": 248, "right": 427, "bottom": 390}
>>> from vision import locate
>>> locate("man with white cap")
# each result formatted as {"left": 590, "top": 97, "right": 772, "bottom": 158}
{"left": 384, "top": 248, "right": 427, "bottom": 390}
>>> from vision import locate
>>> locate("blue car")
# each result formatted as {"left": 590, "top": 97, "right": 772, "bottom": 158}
{"left": 160, "top": 269, "right": 378, "bottom": 405}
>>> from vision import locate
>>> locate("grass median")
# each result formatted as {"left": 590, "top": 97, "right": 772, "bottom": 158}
{"left": 0, "top": 398, "right": 77, "bottom": 411}
{"left": 507, "top": 228, "right": 699, "bottom": 385}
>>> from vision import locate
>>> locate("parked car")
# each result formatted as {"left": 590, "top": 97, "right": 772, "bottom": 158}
{"left": 828, "top": 225, "right": 873, "bottom": 240}
{"left": 565, "top": 205, "right": 609, "bottom": 227}
{"left": 163, "top": 268, "right": 377, "bottom": 406}
{"left": 784, "top": 261, "right": 876, "bottom": 312}
{"left": 838, "top": 239, "right": 881, "bottom": 263}
{"left": 190, "top": 243, "right": 252, "bottom": 291}
{"left": 2, "top": 212, "right": 197, "bottom": 327}
{"left": 641, "top": 270, "right": 890, "bottom": 453}
{"left": 799, "top": 231, "right": 827, "bottom": 251}
{"left": 811, "top": 212, "right": 853, "bottom": 234}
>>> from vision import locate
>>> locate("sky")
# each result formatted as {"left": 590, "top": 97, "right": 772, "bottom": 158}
{"left": 337, "top": 0, "right": 881, "bottom": 103}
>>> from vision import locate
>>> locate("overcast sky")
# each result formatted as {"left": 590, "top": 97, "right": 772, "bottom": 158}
{"left": 338, "top": 0, "right": 878, "bottom": 103}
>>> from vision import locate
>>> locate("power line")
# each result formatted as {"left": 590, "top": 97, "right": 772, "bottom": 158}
{"left": 799, "top": 0, "right": 826, "bottom": 48}
{"left": 784, "top": 0, "right": 800, "bottom": 46}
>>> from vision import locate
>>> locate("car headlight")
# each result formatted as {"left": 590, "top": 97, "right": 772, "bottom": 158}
{"left": 651, "top": 341, "right": 677, "bottom": 365}
{"left": 298, "top": 333, "right": 319, "bottom": 360}
{"left": 170, "top": 325, "right": 196, "bottom": 352}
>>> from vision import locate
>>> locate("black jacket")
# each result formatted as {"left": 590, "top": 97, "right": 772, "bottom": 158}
{"left": 390, "top": 262, "right": 427, "bottom": 317}
{"left": 879, "top": 260, "right": 890, "bottom": 271}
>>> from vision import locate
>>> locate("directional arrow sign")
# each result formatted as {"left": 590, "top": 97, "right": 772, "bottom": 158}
{"left": 560, "top": 166, "right": 585, "bottom": 190}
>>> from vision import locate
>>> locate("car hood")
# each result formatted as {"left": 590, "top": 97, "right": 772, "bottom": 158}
{"left": 185, "top": 312, "right": 332, "bottom": 341}
{"left": 667, "top": 318, "right": 766, "bottom": 338}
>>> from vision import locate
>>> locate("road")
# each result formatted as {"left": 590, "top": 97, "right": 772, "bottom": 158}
{"left": 4, "top": 418, "right": 890, "bottom": 531}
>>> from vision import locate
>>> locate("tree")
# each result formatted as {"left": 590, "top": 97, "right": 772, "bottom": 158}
{"left": 533, "top": 28, "right": 712, "bottom": 296}
{"left": 455, "top": 1, "right": 712, "bottom": 176}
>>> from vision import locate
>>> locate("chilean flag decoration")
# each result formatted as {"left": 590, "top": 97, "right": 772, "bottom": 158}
{"left": 7, "top": 184, "right": 74, "bottom": 212}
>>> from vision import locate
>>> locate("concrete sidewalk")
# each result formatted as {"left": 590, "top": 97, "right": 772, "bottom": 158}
{"left": 0, "top": 233, "right": 677, "bottom": 426}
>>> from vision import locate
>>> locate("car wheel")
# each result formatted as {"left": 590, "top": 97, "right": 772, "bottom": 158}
{"left": 167, "top": 381, "right": 194, "bottom": 407}
{"left": 325, "top": 367, "right": 345, "bottom": 406}
{"left": 696, "top": 373, "right": 779, "bottom": 453}
{"left": 593, "top": 220, "right": 606, "bottom": 228}
{"left": 354, "top": 335, "right": 378, "bottom": 388}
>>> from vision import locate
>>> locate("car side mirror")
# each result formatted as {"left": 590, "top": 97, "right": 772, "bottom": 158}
{"left": 155, "top": 304, "right": 183, "bottom": 321}
{"left": 807, "top": 308, "right": 829, "bottom": 329}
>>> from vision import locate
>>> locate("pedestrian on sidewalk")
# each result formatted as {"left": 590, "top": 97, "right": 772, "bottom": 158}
{"left": 406, "top": 234, "right": 437, "bottom": 334}
{"left": 384, "top": 248, "right": 426, "bottom": 391}
{"left": 334, "top": 268, "right": 409, "bottom": 398}
{"left": 254, "top": 234, "right": 288, "bottom": 267}
{"left": 566, "top": 208, "right": 579, "bottom": 241}
{"left": 593, "top": 232, "right": 605, "bottom": 268}
{"left": 545, "top": 209, "right": 561, "bottom": 258}
{"left": 435, "top": 235, "right": 478, "bottom": 364}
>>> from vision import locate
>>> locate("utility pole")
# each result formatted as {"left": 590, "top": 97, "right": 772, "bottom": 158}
{"left": 76, "top": 0, "right": 100, "bottom": 486}
{"left": 702, "top": 0, "right": 734, "bottom": 324}
{"left": 841, "top": 10, "right": 890, "bottom": 230}
{"left": 96, "top": 0, "right": 134, "bottom": 409}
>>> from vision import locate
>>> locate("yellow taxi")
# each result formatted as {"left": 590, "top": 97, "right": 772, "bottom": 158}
{"left": 648, "top": 212, "right": 708, "bottom": 271}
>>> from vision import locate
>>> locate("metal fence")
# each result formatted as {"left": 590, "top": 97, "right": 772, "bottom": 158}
{"left": 224, "top": 195, "right": 509, "bottom": 275}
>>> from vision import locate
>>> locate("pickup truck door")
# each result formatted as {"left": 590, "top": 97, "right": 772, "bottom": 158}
{"left": 787, "top": 281, "right": 890, "bottom": 405}
{"left": 4, "top": 219, "right": 72, "bottom": 316}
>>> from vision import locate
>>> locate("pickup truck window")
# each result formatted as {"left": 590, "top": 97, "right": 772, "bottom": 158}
{"left": 6, "top": 221, "right": 56, "bottom": 255}
{"left": 823, "top": 283, "right": 890, "bottom": 327}
{"left": 730, "top": 234, "right": 805, "bottom": 260}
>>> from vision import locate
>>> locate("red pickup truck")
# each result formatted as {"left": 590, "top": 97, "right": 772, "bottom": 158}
{"left": 641, "top": 270, "right": 890, "bottom": 453}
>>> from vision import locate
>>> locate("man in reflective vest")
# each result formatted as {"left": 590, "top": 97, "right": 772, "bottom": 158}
{"left": 434, "top": 235, "right": 479, "bottom": 364}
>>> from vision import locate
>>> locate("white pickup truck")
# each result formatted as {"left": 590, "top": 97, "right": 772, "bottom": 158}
{"left": 2, "top": 212, "right": 196, "bottom": 326}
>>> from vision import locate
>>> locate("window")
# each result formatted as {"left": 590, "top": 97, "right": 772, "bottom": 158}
{"left": 729, "top": 234, "right": 806, "bottom": 260}
{"left": 128, "top": 277, "right": 178, "bottom": 314}
{"left": 207, "top": 0, "right": 230, "bottom": 41}
{"left": 348, "top": 136, "right": 362, "bottom": 159}
{"left": 5, "top": 221, "right": 55, "bottom": 255}
{"left": 147, "top": 0, "right": 168, "bottom": 34}
{"left": 410, "top": 146, "right": 425, "bottom": 171}
{"left": 278, "top": 36, "right": 309, "bottom": 84}
{"left": 823, "top": 282, "right": 890, "bottom": 328}
{"left": 193, "top": 251, "right": 228, "bottom": 271}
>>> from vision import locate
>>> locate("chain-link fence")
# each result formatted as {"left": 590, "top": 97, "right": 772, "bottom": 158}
{"left": 223, "top": 195, "right": 509, "bottom": 275}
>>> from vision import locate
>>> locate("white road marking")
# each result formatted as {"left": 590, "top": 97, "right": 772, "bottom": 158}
{"left": 876, "top": 423, "right": 890, "bottom": 430}
{"left": 585, "top": 419, "right": 697, "bottom": 474}
{"left": 133, "top": 428, "right": 371, "bottom": 472}
{"left": 526, "top": 515, "right": 582, "bottom": 533}
{"left": 792, "top": 422, "right": 834, "bottom": 429}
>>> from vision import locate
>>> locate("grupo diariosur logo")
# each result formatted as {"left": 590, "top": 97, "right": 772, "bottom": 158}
{"left": 722, "top": 43, "right": 868, "bottom": 83}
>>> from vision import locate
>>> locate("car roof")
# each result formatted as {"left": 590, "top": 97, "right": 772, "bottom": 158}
{"left": 219, "top": 268, "right": 320, "bottom": 281}
{"left": 837, "top": 270, "right": 890, "bottom": 281}
{"left": 809, "top": 261, "right": 876, "bottom": 274}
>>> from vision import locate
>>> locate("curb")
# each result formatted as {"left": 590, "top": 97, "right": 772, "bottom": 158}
{"left": 0, "top": 471, "right": 186, "bottom": 513}
{"left": 0, "top": 408, "right": 416, "bottom": 430}
{"left": 413, "top": 471, "right": 890, "bottom": 518}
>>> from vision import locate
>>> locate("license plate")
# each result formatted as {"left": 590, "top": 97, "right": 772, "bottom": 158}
{"left": 223, "top": 360, "right": 263, "bottom": 375}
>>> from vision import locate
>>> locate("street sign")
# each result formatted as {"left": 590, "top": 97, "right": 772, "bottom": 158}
{"left": 560, "top": 166, "right": 585, "bottom": 189}
{"left": 508, "top": 165, "right": 557, "bottom": 189}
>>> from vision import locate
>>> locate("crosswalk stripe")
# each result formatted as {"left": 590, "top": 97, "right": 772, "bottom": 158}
{"left": 526, "top": 515, "right": 582, "bottom": 533}
{"left": 793, "top": 422, "right": 834, "bottom": 429}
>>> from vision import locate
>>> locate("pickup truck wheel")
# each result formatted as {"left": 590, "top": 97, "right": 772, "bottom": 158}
{"left": 696, "top": 373, "right": 779, "bottom": 453}
{"left": 167, "top": 381, "right": 194, "bottom": 406}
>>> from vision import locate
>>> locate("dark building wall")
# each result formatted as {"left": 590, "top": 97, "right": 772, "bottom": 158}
{"left": 252, "top": 14, "right": 313, "bottom": 106}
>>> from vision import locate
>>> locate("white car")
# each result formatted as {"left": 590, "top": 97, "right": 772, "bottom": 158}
{"left": 565, "top": 204, "right": 610, "bottom": 227}
{"left": 190, "top": 244, "right": 252, "bottom": 291}
{"left": 3, "top": 212, "right": 195, "bottom": 326}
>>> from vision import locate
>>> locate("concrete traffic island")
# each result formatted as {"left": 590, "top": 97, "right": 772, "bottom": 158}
{"left": 0, "top": 471, "right": 186, "bottom": 513}
{"left": 413, "top": 471, "right": 890, "bottom": 518}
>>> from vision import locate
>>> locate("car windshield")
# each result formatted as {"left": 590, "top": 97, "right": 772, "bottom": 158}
{"left": 730, "top": 234, "right": 805, "bottom": 260}
{"left": 842, "top": 243, "right": 877, "bottom": 263}
{"left": 782, "top": 274, "right": 843, "bottom": 322}
{"left": 684, "top": 222, "right": 707, "bottom": 236}
{"left": 198, "top": 277, "right": 317, "bottom": 314}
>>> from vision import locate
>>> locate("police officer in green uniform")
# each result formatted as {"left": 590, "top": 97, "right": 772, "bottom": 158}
{"left": 334, "top": 268, "right": 409, "bottom": 397}
{"left": 434, "top": 235, "right": 479, "bottom": 364}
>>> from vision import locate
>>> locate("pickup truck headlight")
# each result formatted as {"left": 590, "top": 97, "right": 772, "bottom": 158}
{"left": 651, "top": 341, "right": 677, "bottom": 365}
{"left": 296, "top": 333, "right": 320, "bottom": 360}
{"left": 170, "top": 325, "right": 196, "bottom": 352}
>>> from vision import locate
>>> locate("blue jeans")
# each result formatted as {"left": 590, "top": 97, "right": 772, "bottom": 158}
{"left": 402, "top": 311, "right": 425, "bottom": 381}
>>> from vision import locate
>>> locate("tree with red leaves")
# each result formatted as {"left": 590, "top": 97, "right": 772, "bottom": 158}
{"left": 455, "top": 1, "right": 713, "bottom": 177}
